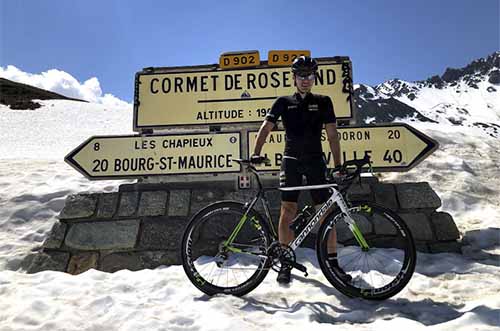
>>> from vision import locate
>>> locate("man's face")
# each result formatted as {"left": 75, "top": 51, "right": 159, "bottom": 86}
{"left": 294, "top": 72, "right": 315, "bottom": 93}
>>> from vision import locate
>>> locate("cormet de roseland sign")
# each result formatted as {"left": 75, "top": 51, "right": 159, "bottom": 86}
{"left": 134, "top": 57, "right": 353, "bottom": 131}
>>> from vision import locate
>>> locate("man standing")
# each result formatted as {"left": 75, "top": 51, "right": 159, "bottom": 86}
{"left": 251, "top": 56, "right": 349, "bottom": 284}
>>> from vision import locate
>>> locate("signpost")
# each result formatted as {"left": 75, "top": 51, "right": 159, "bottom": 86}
{"left": 65, "top": 51, "right": 438, "bottom": 182}
{"left": 134, "top": 57, "right": 353, "bottom": 130}
{"left": 65, "top": 132, "right": 241, "bottom": 180}
{"left": 247, "top": 123, "right": 438, "bottom": 172}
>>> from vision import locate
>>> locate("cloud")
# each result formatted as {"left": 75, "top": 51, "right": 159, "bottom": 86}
{"left": 0, "top": 65, "right": 131, "bottom": 109}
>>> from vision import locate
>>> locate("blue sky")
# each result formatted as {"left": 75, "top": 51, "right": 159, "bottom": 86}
{"left": 1, "top": 0, "right": 498, "bottom": 102}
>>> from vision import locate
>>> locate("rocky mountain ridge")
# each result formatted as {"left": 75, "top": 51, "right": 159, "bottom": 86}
{"left": 0, "top": 78, "right": 86, "bottom": 110}
{"left": 354, "top": 51, "right": 499, "bottom": 137}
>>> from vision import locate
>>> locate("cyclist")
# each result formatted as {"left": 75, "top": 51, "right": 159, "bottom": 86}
{"left": 251, "top": 56, "right": 350, "bottom": 284}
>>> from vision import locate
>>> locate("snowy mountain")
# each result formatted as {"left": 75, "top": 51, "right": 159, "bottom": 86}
{"left": 0, "top": 55, "right": 499, "bottom": 331}
{"left": 354, "top": 52, "right": 500, "bottom": 137}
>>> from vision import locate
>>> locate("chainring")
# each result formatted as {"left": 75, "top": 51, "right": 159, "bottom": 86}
{"left": 267, "top": 242, "right": 296, "bottom": 272}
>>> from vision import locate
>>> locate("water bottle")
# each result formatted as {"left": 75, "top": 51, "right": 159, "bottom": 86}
{"left": 289, "top": 205, "right": 315, "bottom": 233}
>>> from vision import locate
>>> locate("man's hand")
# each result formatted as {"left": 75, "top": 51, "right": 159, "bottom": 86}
{"left": 250, "top": 155, "right": 266, "bottom": 164}
{"left": 329, "top": 166, "right": 348, "bottom": 183}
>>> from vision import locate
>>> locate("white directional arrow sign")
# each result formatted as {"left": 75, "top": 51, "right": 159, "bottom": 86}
{"left": 248, "top": 123, "right": 438, "bottom": 172}
{"left": 65, "top": 132, "right": 241, "bottom": 180}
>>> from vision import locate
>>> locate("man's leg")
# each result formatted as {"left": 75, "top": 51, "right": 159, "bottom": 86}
{"left": 278, "top": 201, "right": 298, "bottom": 245}
{"left": 276, "top": 201, "right": 297, "bottom": 284}
{"left": 277, "top": 157, "right": 300, "bottom": 284}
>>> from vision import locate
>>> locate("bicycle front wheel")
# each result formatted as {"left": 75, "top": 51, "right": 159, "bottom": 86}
{"left": 181, "top": 201, "right": 272, "bottom": 296}
{"left": 317, "top": 202, "right": 416, "bottom": 300}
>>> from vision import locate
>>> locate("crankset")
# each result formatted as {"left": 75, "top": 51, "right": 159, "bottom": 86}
{"left": 267, "top": 242, "right": 308, "bottom": 276}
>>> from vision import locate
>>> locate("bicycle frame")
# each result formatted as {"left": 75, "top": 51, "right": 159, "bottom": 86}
{"left": 223, "top": 165, "right": 370, "bottom": 253}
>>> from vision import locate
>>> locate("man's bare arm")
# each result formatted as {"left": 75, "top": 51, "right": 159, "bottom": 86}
{"left": 325, "top": 123, "right": 342, "bottom": 167}
{"left": 253, "top": 121, "right": 275, "bottom": 155}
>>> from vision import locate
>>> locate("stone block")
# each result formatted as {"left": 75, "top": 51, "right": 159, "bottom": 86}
{"left": 373, "top": 213, "right": 397, "bottom": 235}
{"left": 26, "top": 251, "right": 70, "bottom": 273}
{"left": 65, "top": 219, "right": 140, "bottom": 250}
{"left": 42, "top": 222, "right": 67, "bottom": 249}
{"left": 360, "top": 176, "right": 379, "bottom": 186}
{"left": 373, "top": 183, "right": 399, "bottom": 210}
{"left": 190, "top": 189, "right": 225, "bottom": 215}
{"left": 396, "top": 183, "right": 441, "bottom": 210}
{"left": 59, "top": 194, "right": 98, "bottom": 220}
{"left": 347, "top": 183, "right": 373, "bottom": 202}
{"left": 400, "top": 213, "right": 434, "bottom": 241}
{"left": 138, "top": 217, "right": 189, "bottom": 250}
{"left": 264, "top": 189, "right": 281, "bottom": 208}
{"left": 117, "top": 192, "right": 139, "bottom": 217}
{"left": 336, "top": 220, "right": 354, "bottom": 243}
{"left": 96, "top": 193, "right": 119, "bottom": 218}
{"left": 99, "top": 250, "right": 179, "bottom": 272}
{"left": 168, "top": 189, "right": 191, "bottom": 217}
{"left": 67, "top": 253, "right": 99, "bottom": 275}
{"left": 430, "top": 212, "right": 461, "bottom": 241}
{"left": 415, "top": 243, "right": 430, "bottom": 253}
{"left": 223, "top": 189, "right": 257, "bottom": 203}
{"left": 138, "top": 191, "right": 168, "bottom": 217}
{"left": 270, "top": 210, "right": 280, "bottom": 228}
{"left": 429, "top": 241, "right": 462, "bottom": 254}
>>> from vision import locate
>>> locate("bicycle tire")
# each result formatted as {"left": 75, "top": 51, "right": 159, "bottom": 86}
{"left": 181, "top": 201, "right": 272, "bottom": 296}
{"left": 316, "top": 202, "right": 416, "bottom": 300}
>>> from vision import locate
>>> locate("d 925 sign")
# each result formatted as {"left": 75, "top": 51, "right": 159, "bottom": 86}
{"left": 268, "top": 50, "right": 311, "bottom": 66}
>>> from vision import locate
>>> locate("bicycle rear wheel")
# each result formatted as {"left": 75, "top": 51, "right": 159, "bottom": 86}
{"left": 181, "top": 201, "right": 272, "bottom": 296}
{"left": 317, "top": 202, "right": 416, "bottom": 300}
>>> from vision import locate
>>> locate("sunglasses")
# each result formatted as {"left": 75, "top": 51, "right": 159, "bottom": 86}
{"left": 296, "top": 73, "right": 316, "bottom": 81}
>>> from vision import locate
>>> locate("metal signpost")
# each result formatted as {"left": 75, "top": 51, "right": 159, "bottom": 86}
{"left": 65, "top": 50, "right": 438, "bottom": 183}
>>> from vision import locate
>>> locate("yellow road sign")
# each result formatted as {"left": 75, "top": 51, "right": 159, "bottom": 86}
{"left": 268, "top": 50, "right": 311, "bottom": 66}
{"left": 247, "top": 123, "right": 438, "bottom": 172}
{"left": 219, "top": 50, "right": 260, "bottom": 69}
{"left": 134, "top": 57, "right": 353, "bottom": 130}
{"left": 65, "top": 132, "right": 241, "bottom": 179}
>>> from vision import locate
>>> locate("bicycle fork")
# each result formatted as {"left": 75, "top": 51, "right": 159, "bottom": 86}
{"left": 333, "top": 190, "right": 370, "bottom": 251}
{"left": 222, "top": 197, "right": 263, "bottom": 254}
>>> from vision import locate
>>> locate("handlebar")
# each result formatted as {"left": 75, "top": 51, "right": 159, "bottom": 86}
{"left": 328, "top": 154, "right": 372, "bottom": 186}
{"left": 232, "top": 157, "right": 272, "bottom": 168}
{"left": 232, "top": 154, "right": 372, "bottom": 184}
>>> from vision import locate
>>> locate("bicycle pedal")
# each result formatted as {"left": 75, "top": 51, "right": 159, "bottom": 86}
{"left": 290, "top": 261, "right": 308, "bottom": 277}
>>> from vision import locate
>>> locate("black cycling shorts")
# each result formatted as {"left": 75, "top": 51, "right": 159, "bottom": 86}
{"left": 279, "top": 156, "right": 330, "bottom": 204}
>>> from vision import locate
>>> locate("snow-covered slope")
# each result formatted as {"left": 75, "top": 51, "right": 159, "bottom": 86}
{"left": 0, "top": 56, "right": 499, "bottom": 330}
{"left": 355, "top": 52, "right": 500, "bottom": 137}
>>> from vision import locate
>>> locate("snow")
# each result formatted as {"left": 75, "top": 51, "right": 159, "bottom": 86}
{"left": 0, "top": 98, "right": 499, "bottom": 330}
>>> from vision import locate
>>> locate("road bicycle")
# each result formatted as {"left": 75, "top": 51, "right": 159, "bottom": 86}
{"left": 181, "top": 155, "right": 416, "bottom": 300}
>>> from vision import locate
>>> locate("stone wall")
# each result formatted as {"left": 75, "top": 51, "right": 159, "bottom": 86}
{"left": 25, "top": 178, "right": 461, "bottom": 274}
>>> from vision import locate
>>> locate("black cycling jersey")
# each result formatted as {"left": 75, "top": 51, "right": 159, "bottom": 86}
{"left": 265, "top": 92, "right": 336, "bottom": 158}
